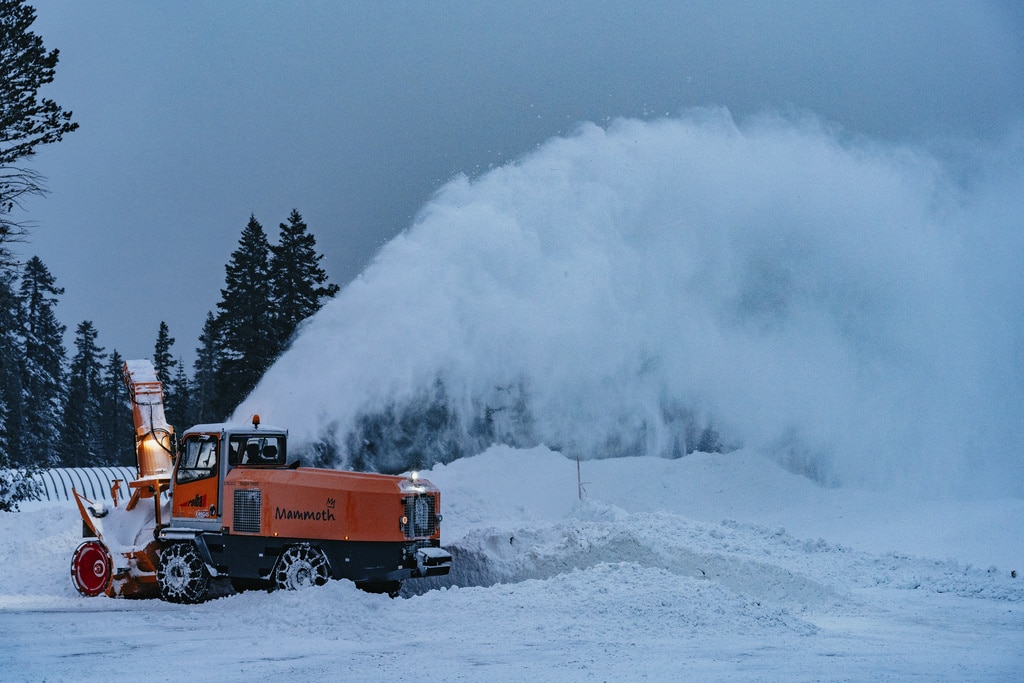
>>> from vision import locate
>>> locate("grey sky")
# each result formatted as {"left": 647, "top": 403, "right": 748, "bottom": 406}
{"left": 17, "top": 1, "right": 1024, "bottom": 365}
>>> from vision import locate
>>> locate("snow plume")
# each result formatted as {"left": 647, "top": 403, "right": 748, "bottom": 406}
{"left": 239, "top": 110, "right": 1024, "bottom": 496}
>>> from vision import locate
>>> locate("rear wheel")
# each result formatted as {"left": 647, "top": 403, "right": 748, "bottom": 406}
{"left": 273, "top": 543, "right": 330, "bottom": 590}
{"left": 157, "top": 542, "right": 210, "bottom": 603}
{"left": 71, "top": 540, "right": 111, "bottom": 597}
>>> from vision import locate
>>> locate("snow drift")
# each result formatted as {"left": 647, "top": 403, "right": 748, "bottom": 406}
{"left": 3, "top": 447, "right": 1022, "bottom": 680}
{"left": 238, "top": 109, "right": 1024, "bottom": 496}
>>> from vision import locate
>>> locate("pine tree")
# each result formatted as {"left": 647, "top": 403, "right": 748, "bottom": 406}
{"left": 191, "top": 312, "right": 222, "bottom": 423}
{"left": 151, "top": 320, "right": 179, "bottom": 425}
{"left": 215, "top": 215, "right": 276, "bottom": 415}
{"left": 60, "top": 321, "right": 105, "bottom": 466}
{"left": 18, "top": 256, "right": 64, "bottom": 467}
{"left": 0, "top": 267, "right": 30, "bottom": 508}
{"left": 269, "top": 209, "right": 339, "bottom": 350}
{"left": 165, "top": 358, "right": 191, "bottom": 431}
{"left": 0, "top": 269, "right": 24, "bottom": 455}
{"left": 152, "top": 321, "right": 176, "bottom": 381}
{"left": 0, "top": 1, "right": 76, "bottom": 505}
{"left": 96, "top": 350, "right": 133, "bottom": 466}
{"left": 0, "top": 0, "right": 78, "bottom": 266}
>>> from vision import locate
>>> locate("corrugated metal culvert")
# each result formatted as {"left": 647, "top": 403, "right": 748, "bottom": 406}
{"left": 27, "top": 467, "right": 136, "bottom": 502}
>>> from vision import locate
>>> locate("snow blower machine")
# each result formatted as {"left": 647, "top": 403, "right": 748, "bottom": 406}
{"left": 70, "top": 359, "right": 451, "bottom": 602}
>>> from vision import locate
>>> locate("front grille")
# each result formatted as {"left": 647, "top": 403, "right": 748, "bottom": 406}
{"left": 233, "top": 489, "right": 262, "bottom": 533}
{"left": 403, "top": 495, "right": 437, "bottom": 538}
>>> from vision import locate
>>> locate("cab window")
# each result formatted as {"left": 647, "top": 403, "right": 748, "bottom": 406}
{"left": 228, "top": 435, "right": 285, "bottom": 467}
{"left": 178, "top": 436, "right": 218, "bottom": 483}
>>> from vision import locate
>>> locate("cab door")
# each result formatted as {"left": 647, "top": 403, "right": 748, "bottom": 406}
{"left": 172, "top": 433, "right": 222, "bottom": 527}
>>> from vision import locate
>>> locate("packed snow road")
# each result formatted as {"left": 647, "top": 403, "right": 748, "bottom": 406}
{"left": 2, "top": 447, "right": 1021, "bottom": 681}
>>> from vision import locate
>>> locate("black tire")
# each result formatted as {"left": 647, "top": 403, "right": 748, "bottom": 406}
{"left": 157, "top": 542, "right": 210, "bottom": 603}
{"left": 273, "top": 543, "right": 331, "bottom": 590}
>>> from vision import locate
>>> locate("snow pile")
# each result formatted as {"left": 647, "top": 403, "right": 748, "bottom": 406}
{"left": 2, "top": 447, "right": 1021, "bottom": 680}
{"left": 415, "top": 447, "right": 1023, "bottom": 600}
{"left": 0, "top": 505, "right": 83, "bottom": 602}
{"left": 240, "top": 110, "right": 1024, "bottom": 496}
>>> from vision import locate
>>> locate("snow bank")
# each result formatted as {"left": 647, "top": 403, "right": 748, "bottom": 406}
{"left": 417, "top": 445, "right": 1024, "bottom": 586}
{"left": 2, "top": 446, "right": 1021, "bottom": 681}
{"left": 240, "top": 110, "right": 1024, "bottom": 496}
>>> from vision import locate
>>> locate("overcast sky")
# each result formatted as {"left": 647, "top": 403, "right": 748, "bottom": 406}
{"left": 16, "top": 1, "right": 1024, "bottom": 366}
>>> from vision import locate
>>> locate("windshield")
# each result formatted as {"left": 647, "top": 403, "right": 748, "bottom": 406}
{"left": 178, "top": 436, "right": 218, "bottom": 483}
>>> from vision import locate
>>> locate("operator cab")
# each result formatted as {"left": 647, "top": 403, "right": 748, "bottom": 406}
{"left": 171, "top": 419, "right": 289, "bottom": 527}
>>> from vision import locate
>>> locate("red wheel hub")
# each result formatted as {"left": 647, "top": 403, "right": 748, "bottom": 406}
{"left": 71, "top": 541, "right": 111, "bottom": 597}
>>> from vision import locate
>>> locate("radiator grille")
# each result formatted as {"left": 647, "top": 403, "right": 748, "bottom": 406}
{"left": 403, "top": 495, "right": 437, "bottom": 538}
{"left": 233, "top": 489, "right": 262, "bottom": 534}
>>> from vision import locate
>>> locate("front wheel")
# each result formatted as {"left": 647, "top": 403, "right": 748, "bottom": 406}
{"left": 71, "top": 540, "right": 111, "bottom": 597}
{"left": 157, "top": 542, "right": 210, "bottom": 603}
{"left": 273, "top": 543, "right": 330, "bottom": 590}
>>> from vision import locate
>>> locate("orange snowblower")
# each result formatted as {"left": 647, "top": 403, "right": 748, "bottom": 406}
{"left": 70, "top": 359, "right": 451, "bottom": 602}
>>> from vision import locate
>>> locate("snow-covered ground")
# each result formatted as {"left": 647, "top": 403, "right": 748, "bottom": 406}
{"left": 2, "top": 446, "right": 1021, "bottom": 681}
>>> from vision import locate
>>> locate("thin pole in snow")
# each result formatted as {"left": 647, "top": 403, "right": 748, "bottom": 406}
{"left": 577, "top": 454, "right": 587, "bottom": 499}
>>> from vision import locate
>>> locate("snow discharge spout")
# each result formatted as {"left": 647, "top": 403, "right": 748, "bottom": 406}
{"left": 239, "top": 109, "right": 1024, "bottom": 497}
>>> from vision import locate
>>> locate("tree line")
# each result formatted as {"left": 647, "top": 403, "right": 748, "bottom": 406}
{"left": 0, "top": 211, "right": 338, "bottom": 505}
{"left": 0, "top": 1, "right": 339, "bottom": 508}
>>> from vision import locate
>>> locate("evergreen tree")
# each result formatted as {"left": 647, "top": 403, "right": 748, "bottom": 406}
{"left": 96, "top": 350, "right": 133, "bottom": 466}
{"left": 59, "top": 321, "right": 105, "bottom": 466}
{"left": 0, "top": 267, "right": 30, "bottom": 508}
{"left": 18, "top": 256, "right": 64, "bottom": 467}
{"left": 151, "top": 321, "right": 180, "bottom": 425}
{"left": 0, "top": 0, "right": 77, "bottom": 505}
{"left": 269, "top": 209, "right": 339, "bottom": 350}
{"left": 152, "top": 321, "right": 176, "bottom": 381}
{"left": 0, "top": 0, "right": 78, "bottom": 265}
{"left": 165, "top": 358, "right": 191, "bottom": 431}
{"left": 191, "top": 312, "right": 222, "bottom": 423}
{"left": 215, "top": 215, "right": 276, "bottom": 415}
